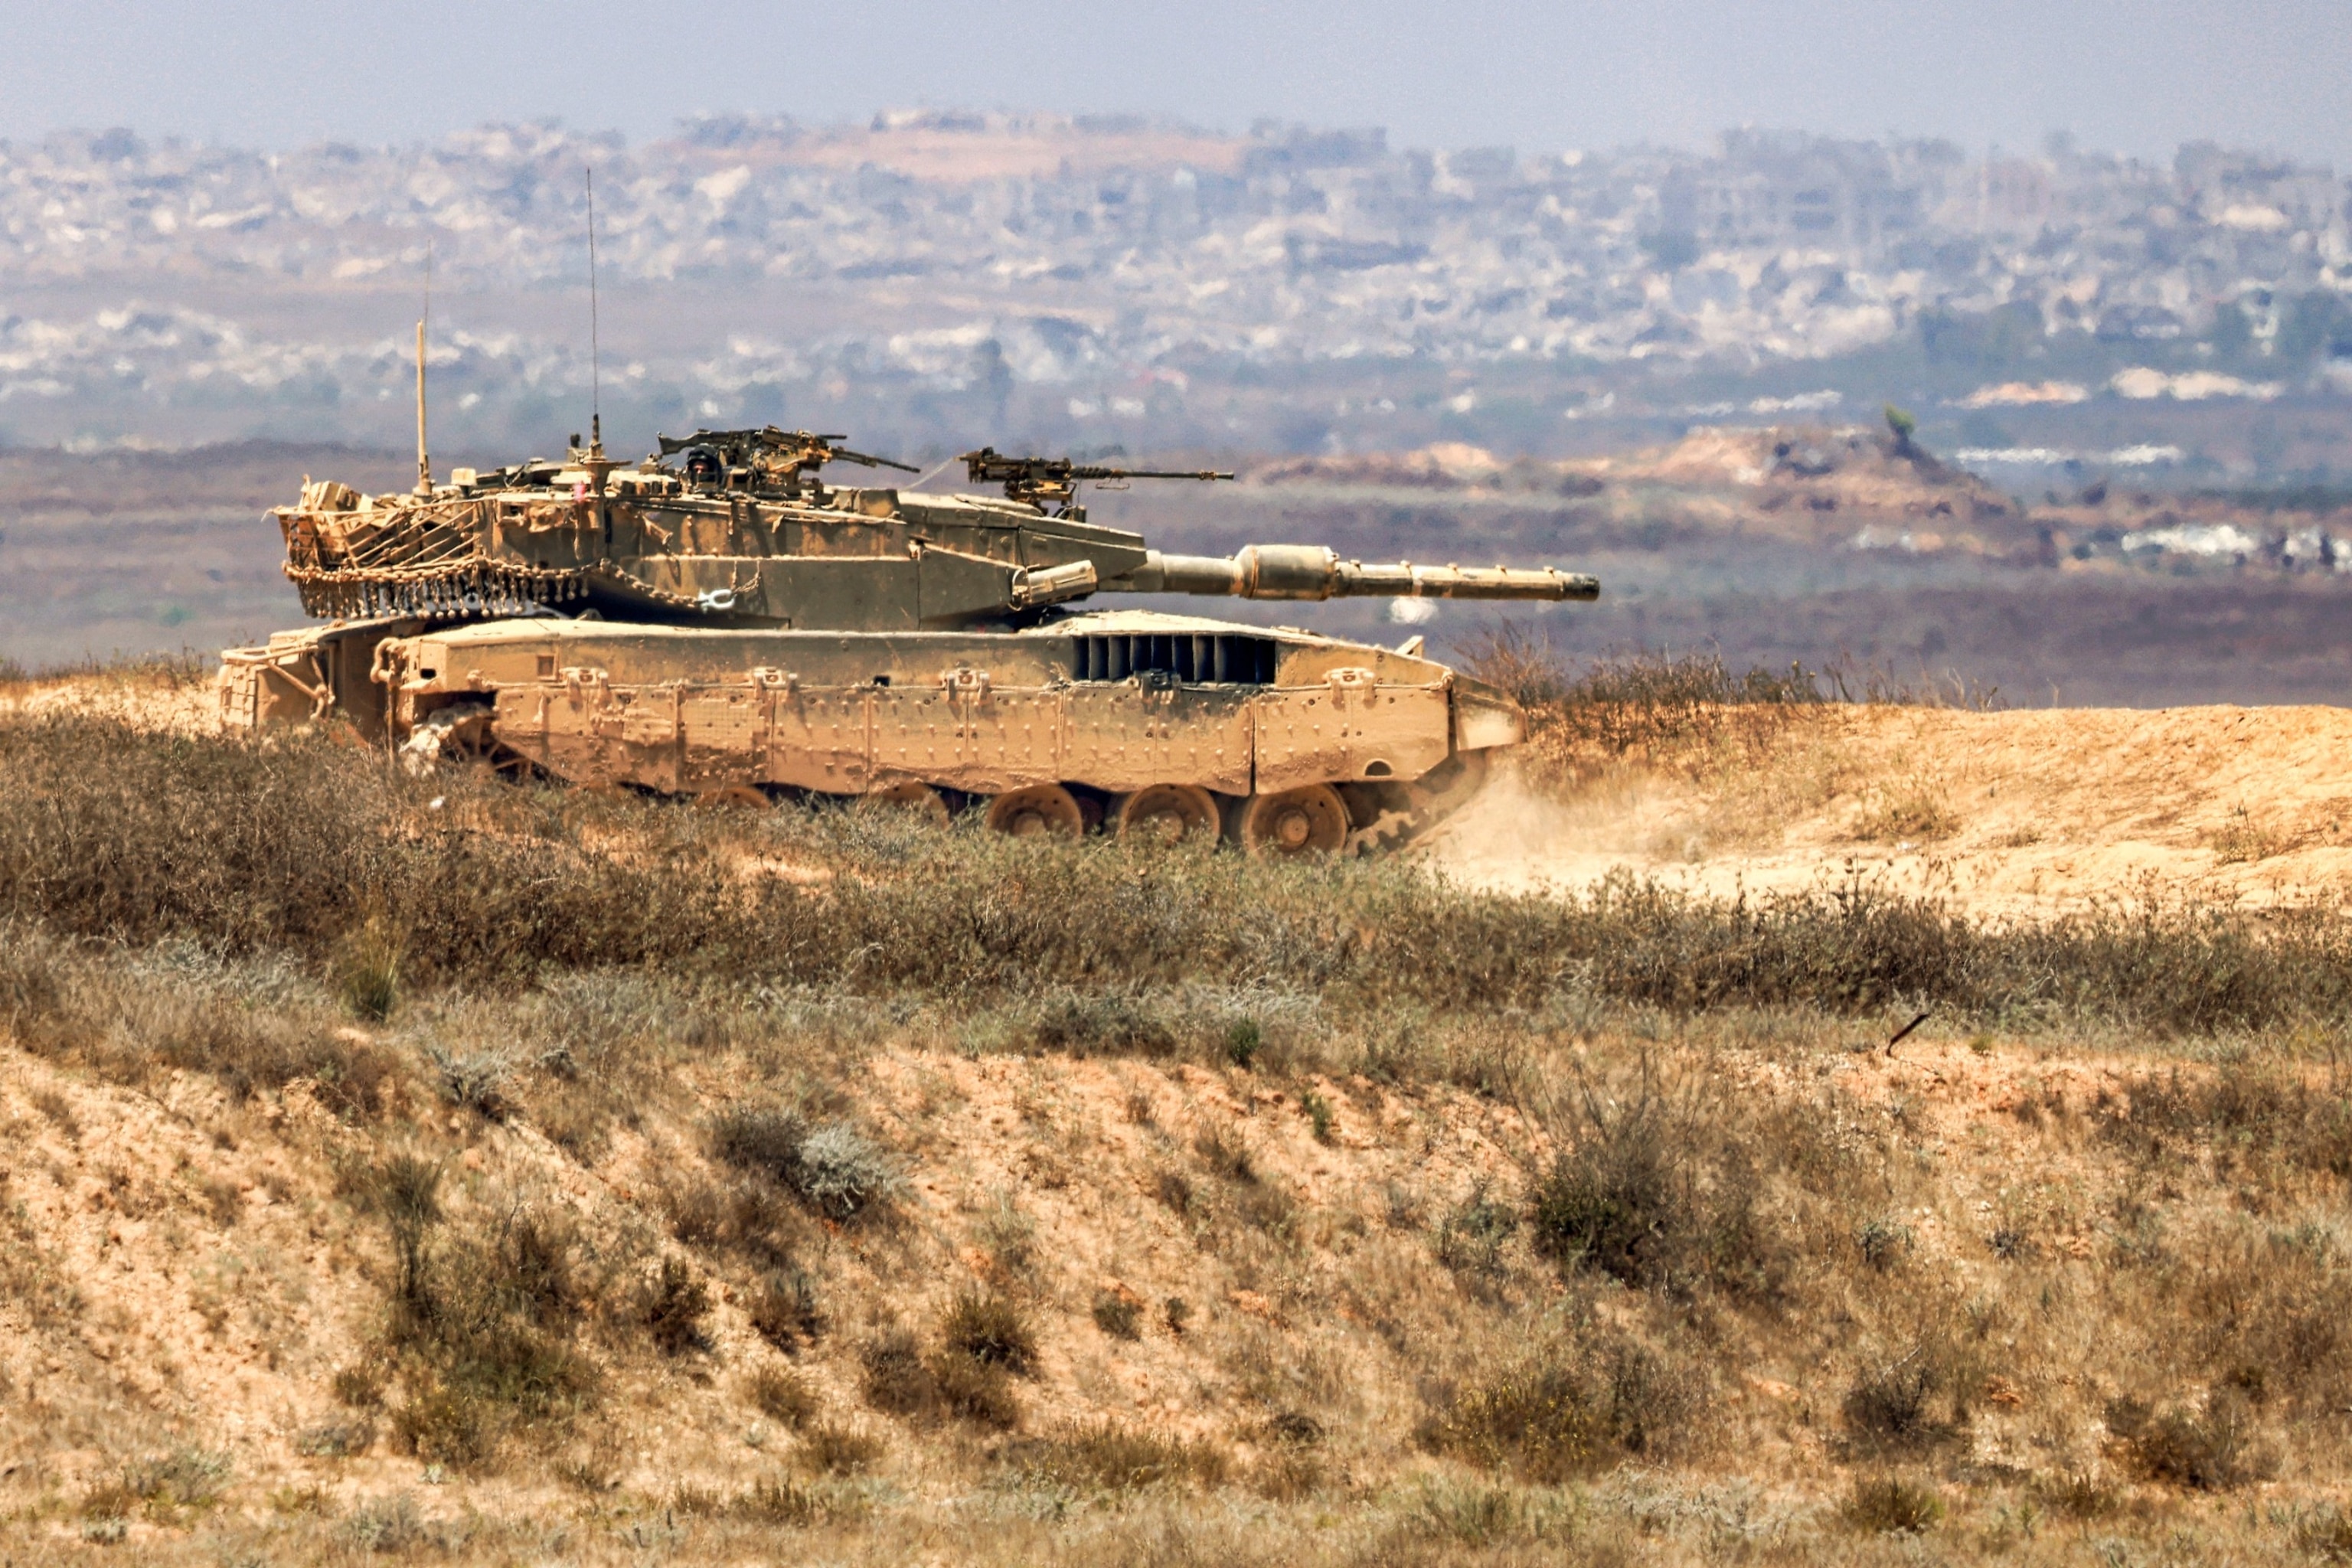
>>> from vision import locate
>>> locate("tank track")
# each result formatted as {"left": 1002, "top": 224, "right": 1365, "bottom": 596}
{"left": 404, "top": 704, "right": 1496, "bottom": 859}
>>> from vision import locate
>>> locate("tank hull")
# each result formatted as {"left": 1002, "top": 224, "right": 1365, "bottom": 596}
{"left": 218, "top": 609, "right": 1521, "bottom": 852}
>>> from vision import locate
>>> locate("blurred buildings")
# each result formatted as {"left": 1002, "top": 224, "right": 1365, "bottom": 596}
{"left": 0, "top": 113, "right": 2345, "bottom": 456}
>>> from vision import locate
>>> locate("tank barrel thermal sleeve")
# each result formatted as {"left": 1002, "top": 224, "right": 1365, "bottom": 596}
{"left": 1109, "top": 546, "right": 1599, "bottom": 602}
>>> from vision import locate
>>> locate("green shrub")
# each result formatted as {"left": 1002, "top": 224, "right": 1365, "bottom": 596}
{"left": 1435, "top": 1183, "right": 1520, "bottom": 1280}
{"left": 1527, "top": 1080, "right": 1685, "bottom": 1289}
{"left": 1301, "top": 1090, "right": 1334, "bottom": 1143}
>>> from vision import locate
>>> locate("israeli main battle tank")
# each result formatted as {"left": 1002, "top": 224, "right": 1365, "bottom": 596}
{"left": 220, "top": 426, "right": 1598, "bottom": 853}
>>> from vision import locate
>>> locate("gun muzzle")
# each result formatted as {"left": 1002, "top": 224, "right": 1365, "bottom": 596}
{"left": 1112, "top": 546, "right": 1599, "bottom": 603}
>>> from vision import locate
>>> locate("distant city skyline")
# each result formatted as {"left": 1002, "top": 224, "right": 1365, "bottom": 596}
{"left": 0, "top": 0, "right": 2346, "bottom": 167}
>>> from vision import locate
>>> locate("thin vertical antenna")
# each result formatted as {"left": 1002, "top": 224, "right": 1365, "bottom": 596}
{"left": 586, "top": 168, "right": 602, "bottom": 453}
{"left": 414, "top": 242, "right": 433, "bottom": 493}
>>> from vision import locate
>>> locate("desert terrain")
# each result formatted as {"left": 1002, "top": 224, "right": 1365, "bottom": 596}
{"left": 3, "top": 663, "right": 2352, "bottom": 1563}
{"left": 1439, "top": 701, "right": 2352, "bottom": 917}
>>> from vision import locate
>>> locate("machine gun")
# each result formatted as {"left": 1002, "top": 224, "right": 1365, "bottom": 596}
{"left": 961, "top": 447, "right": 1233, "bottom": 515}
{"left": 656, "top": 427, "right": 919, "bottom": 493}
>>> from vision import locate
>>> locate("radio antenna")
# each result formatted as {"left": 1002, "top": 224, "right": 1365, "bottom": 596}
{"left": 585, "top": 168, "right": 602, "bottom": 456}
{"left": 413, "top": 240, "right": 433, "bottom": 494}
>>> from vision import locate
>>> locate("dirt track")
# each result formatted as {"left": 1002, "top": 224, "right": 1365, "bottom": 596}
{"left": 1432, "top": 703, "right": 2352, "bottom": 916}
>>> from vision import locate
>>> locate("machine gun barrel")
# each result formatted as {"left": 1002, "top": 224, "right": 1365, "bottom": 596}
{"left": 1108, "top": 545, "right": 1599, "bottom": 602}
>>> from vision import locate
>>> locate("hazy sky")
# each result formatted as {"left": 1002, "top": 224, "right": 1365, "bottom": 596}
{"left": 3, "top": 0, "right": 2347, "bottom": 165}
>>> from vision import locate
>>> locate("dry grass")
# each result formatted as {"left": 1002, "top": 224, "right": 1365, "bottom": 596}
{"left": 14, "top": 714, "right": 2352, "bottom": 1038}
{"left": 1852, "top": 782, "right": 1961, "bottom": 842}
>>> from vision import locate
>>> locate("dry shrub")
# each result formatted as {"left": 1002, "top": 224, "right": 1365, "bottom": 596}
{"left": 424, "top": 1044, "right": 515, "bottom": 1121}
{"left": 294, "top": 1416, "right": 374, "bottom": 1458}
{"left": 1193, "top": 1124, "right": 1256, "bottom": 1184}
{"left": 858, "top": 1318, "right": 1024, "bottom": 1429}
{"left": 2207, "top": 806, "right": 2298, "bottom": 864}
{"left": 2179, "top": 1221, "right": 2352, "bottom": 1410}
{"left": 1841, "top": 1345, "right": 1958, "bottom": 1452}
{"left": 712, "top": 1104, "right": 897, "bottom": 1221}
{"left": 1396, "top": 1478, "right": 1573, "bottom": 1551}
{"left": 1525, "top": 1061, "right": 1787, "bottom": 1301}
{"left": 796, "top": 1420, "right": 883, "bottom": 1475}
{"left": 2103, "top": 1062, "right": 2352, "bottom": 1183}
{"left": 2108, "top": 1391, "right": 2275, "bottom": 1491}
{"left": 1854, "top": 785, "right": 1958, "bottom": 842}
{"left": 859, "top": 1328, "right": 936, "bottom": 1416}
{"left": 345, "top": 1161, "right": 598, "bottom": 1469}
{"left": 1841, "top": 1474, "right": 1943, "bottom": 1534}
{"left": 1092, "top": 1291, "right": 1144, "bottom": 1340}
{"left": 0, "top": 923, "right": 64, "bottom": 1045}
{"left": 2297, "top": 1504, "right": 2352, "bottom": 1560}
{"left": 1465, "top": 638, "right": 1826, "bottom": 790}
{"left": 941, "top": 1290, "right": 1039, "bottom": 1374}
{"left": 1004, "top": 1420, "right": 1230, "bottom": 1491}
{"left": 15, "top": 715, "right": 2352, "bottom": 1039}
{"left": 746, "top": 1364, "right": 818, "bottom": 1429}
{"left": 333, "top": 916, "right": 403, "bottom": 1022}
{"left": 640, "top": 1258, "right": 712, "bottom": 1355}
{"left": 747, "top": 1266, "right": 827, "bottom": 1353}
{"left": 1416, "top": 1331, "right": 1698, "bottom": 1481}
{"left": 1034, "top": 990, "right": 1179, "bottom": 1057}
{"left": 80, "top": 1447, "right": 230, "bottom": 1522}
{"left": 2035, "top": 1470, "right": 2118, "bottom": 1520}
{"left": 930, "top": 1347, "right": 1021, "bottom": 1427}
{"left": 162, "top": 1004, "right": 403, "bottom": 1120}
{"left": 673, "top": 1474, "right": 863, "bottom": 1525}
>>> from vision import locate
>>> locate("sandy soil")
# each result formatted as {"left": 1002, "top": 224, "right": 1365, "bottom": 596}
{"left": 0, "top": 669, "right": 220, "bottom": 733}
{"left": 1430, "top": 704, "right": 2352, "bottom": 918}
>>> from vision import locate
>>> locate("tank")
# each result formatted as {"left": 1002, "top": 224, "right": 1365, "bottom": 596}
{"left": 219, "top": 426, "right": 1599, "bottom": 854}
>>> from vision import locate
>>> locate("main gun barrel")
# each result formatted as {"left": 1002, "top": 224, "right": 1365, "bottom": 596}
{"left": 1107, "top": 545, "right": 1599, "bottom": 603}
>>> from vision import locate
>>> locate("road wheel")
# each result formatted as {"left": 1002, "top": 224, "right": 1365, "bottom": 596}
{"left": 694, "top": 784, "right": 771, "bottom": 811}
{"left": 1115, "top": 783, "right": 1220, "bottom": 845}
{"left": 865, "top": 780, "right": 951, "bottom": 829}
{"left": 985, "top": 783, "right": 1086, "bottom": 838}
{"left": 401, "top": 702, "right": 534, "bottom": 781}
{"left": 1237, "top": 783, "right": 1349, "bottom": 857}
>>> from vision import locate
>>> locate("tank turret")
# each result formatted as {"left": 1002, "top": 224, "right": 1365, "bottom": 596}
{"left": 225, "top": 429, "right": 1600, "bottom": 856}
{"left": 273, "top": 430, "right": 1592, "bottom": 631}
